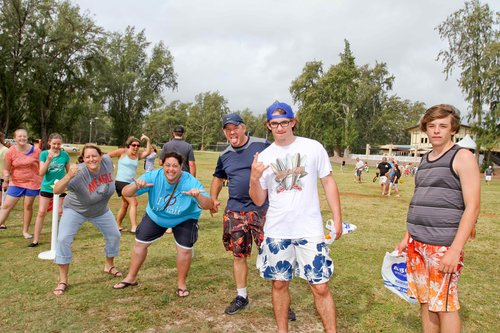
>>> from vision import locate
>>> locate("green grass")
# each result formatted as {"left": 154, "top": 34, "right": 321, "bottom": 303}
{"left": 0, "top": 150, "right": 498, "bottom": 332}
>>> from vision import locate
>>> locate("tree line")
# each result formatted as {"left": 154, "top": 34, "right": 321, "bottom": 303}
{"left": 1, "top": 0, "right": 497, "bottom": 160}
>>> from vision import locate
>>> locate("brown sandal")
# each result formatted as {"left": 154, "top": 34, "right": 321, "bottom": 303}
{"left": 104, "top": 266, "right": 123, "bottom": 277}
{"left": 53, "top": 282, "right": 68, "bottom": 296}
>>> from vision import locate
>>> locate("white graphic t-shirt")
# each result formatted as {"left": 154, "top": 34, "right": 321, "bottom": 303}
{"left": 258, "top": 136, "right": 332, "bottom": 238}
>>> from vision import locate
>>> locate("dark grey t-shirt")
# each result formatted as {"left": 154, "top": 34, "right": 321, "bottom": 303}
{"left": 63, "top": 155, "right": 115, "bottom": 218}
{"left": 160, "top": 139, "right": 195, "bottom": 172}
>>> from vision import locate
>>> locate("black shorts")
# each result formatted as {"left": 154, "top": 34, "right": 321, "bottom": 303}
{"left": 40, "top": 191, "right": 67, "bottom": 198}
{"left": 135, "top": 213, "right": 199, "bottom": 249}
{"left": 115, "top": 181, "right": 130, "bottom": 197}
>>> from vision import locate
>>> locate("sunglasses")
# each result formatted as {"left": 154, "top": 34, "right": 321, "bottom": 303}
{"left": 130, "top": 144, "right": 140, "bottom": 147}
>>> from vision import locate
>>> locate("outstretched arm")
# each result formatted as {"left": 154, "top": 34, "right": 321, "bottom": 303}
{"left": 107, "top": 148, "right": 126, "bottom": 158}
{"left": 182, "top": 188, "right": 213, "bottom": 210}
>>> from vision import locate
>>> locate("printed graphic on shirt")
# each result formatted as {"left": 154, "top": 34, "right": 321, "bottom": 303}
{"left": 151, "top": 191, "right": 184, "bottom": 216}
{"left": 269, "top": 153, "right": 308, "bottom": 193}
{"left": 88, "top": 172, "right": 113, "bottom": 195}
{"left": 48, "top": 163, "right": 66, "bottom": 173}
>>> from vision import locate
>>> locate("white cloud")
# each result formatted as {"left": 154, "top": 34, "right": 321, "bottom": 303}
{"left": 73, "top": 0, "right": 498, "bottom": 117}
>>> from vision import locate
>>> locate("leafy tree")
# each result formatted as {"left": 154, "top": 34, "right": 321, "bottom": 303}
{"left": 0, "top": 0, "right": 104, "bottom": 145}
{"left": 234, "top": 108, "right": 268, "bottom": 139}
{"left": 23, "top": 0, "right": 102, "bottom": 145}
{"left": 291, "top": 40, "right": 422, "bottom": 155}
{"left": 0, "top": 0, "right": 39, "bottom": 133}
{"left": 99, "top": 26, "right": 177, "bottom": 145}
{"left": 143, "top": 100, "right": 190, "bottom": 144}
{"left": 437, "top": 0, "right": 499, "bottom": 159}
{"left": 353, "top": 62, "right": 394, "bottom": 148}
{"left": 186, "top": 91, "right": 229, "bottom": 150}
{"left": 378, "top": 97, "right": 426, "bottom": 145}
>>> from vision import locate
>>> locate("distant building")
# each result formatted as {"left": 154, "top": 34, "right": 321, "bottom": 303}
{"left": 406, "top": 124, "right": 475, "bottom": 156}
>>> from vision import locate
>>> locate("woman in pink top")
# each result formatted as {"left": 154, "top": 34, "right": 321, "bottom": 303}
{"left": 0, "top": 129, "right": 42, "bottom": 238}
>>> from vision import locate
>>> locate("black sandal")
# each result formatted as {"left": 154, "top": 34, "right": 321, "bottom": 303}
{"left": 113, "top": 281, "right": 138, "bottom": 289}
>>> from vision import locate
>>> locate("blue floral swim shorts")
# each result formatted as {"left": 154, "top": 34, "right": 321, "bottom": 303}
{"left": 256, "top": 236, "right": 334, "bottom": 284}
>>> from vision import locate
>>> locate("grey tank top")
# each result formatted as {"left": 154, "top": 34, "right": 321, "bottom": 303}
{"left": 407, "top": 145, "right": 464, "bottom": 246}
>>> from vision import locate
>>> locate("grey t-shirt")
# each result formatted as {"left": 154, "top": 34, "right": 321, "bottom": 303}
{"left": 63, "top": 155, "right": 116, "bottom": 218}
{"left": 160, "top": 139, "right": 195, "bottom": 172}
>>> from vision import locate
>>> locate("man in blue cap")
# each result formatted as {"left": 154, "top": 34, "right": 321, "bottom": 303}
{"left": 250, "top": 101, "right": 342, "bottom": 332}
{"left": 210, "top": 113, "right": 296, "bottom": 320}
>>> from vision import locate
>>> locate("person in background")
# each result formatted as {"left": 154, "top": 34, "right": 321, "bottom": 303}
{"left": 52, "top": 144, "right": 122, "bottom": 296}
{"left": 108, "top": 135, "right": 151, "bottom": 233}
{"left": 0, "top": 129, "right": 42, "bottom": 238}
{"left": 396, "top": 104, "right": 480, "bottom": 332}
{"left": 29, "top": 133, "right": 70, "bottom": 247}
{"left": 354, "top": 157, "right": 364, "bottom": 183}
{"left": 484, "top": 165, "right": 493, "bottom": 185}
{"left": 387, "top": 163, "right": 401, "bottom": 197}
{"left": 144, "top": 145, "right": 158, "bottom": 172}
{"left": 0, "top": 132, "right": 8, "bottom": 208}
{"left": 250, "top": 101, "right": 342, "bottom": 333}
{"left": 159, "top": 125, "right": 196, "bottom": 176}
{"left": 113, "top": 152, "right": 213, "bottom": 297}
{"left": 376, "top": 157, "right": 391, "bottom": 195}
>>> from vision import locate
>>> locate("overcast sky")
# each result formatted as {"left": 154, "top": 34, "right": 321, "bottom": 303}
{"left": 72, "top": 0, "right": 498, "bottom": 120}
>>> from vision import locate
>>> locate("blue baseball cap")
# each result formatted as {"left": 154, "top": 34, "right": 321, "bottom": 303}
{"left": 266, "top": 102, "right": 294, "bottom": 121}
{"left": 223, "top": 113, "right": 245, "bottom": 127}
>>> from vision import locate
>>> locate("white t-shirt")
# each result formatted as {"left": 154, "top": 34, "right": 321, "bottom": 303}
{"left": 258, "top": 136, "right": 332, "bottom": 238}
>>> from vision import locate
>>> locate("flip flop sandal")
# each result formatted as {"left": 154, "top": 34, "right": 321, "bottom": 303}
{"left": 113, "top": 281, "right": 138, "bottom": 289}
{"left": 176, "top": 288, "right": 190, "bottom": 297}
{"left": 104, "top": 266, "right": 123, "bottom": 277}
{"left": 53, "top": 282, "right": 68, "bottom": 296}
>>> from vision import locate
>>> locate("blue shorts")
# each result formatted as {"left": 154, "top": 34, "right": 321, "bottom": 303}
{"left": 256, "top": 236, "right": 334, "bottom": 284}
{"left": 7, "top": 186, "right": 40, "bottom": 197}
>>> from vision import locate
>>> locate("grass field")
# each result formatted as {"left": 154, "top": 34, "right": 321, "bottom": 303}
{"left": 0, "top": 149, "right": 498, "bottom": 333}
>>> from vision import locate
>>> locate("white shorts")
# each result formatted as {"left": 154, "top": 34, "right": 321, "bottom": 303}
{"left": 256, "top": 236, "right": 334, "bottom": 284}
{"left": 379, "top": 176, "right": 387, "bottom": 184}
{"left": 485, "top": 175, "right": 492, "bottom": 181}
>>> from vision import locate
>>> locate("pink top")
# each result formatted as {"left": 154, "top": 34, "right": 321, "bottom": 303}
{"left": 5, "top": 145, "right": 42, "bottom": 190}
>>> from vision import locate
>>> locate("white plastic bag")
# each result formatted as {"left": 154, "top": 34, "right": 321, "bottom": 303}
{"left": 324, "top": 220, "right": 357, "bottom": 245}
{"left": 381, "top": 250, "right": 418, "bottom": 304}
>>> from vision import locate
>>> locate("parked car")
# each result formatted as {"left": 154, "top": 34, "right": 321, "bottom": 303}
{"left": 61, "top": 144, "right": 79, "bottom": 152}
{"left": 4, "top": 138, "right": 15, "bottom": 146}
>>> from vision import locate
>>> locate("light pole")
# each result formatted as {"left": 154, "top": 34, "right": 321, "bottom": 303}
{"left": 89, "top": 117, "right": 98, "bottom": 143}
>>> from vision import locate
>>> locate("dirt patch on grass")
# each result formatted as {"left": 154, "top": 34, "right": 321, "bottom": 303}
{"left": 341, "top": 192, "right": 379, "bottom": 199}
